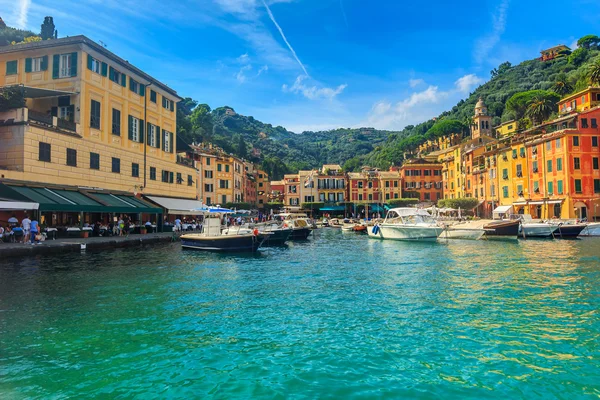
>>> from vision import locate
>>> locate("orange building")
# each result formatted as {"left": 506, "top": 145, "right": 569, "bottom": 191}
{"left": 540, "top": 45, "right": 570, "bottom": 62}
{"left": 399, "top": 159, "right": 442, "bottom": 202}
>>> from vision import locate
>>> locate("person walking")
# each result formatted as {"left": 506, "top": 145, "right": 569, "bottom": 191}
{"left": 30, "top": 218, "right": 40, "bottom": 245}
{"left": 21, "top": 215, "right": 31, "bottom": 244}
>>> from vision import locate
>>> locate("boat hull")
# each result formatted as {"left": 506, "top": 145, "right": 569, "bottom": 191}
{"left": 181, "top": 234, "right": 266, "bottom": 252}
{"left": 261, "top": 228, "right": 293, "bottom": 245}
{"left": 483, "top": 220, "right": 520, "bottom": 238}
{"left": 289, "top": 227, "right": 312, "bottom": 240}
{"left": 554, "top": 224, "right": 586, "bottom": 238}
{"left": 376, "top": 225, "right": 444, "bottom": 241}
{"left": 581, "top": 223, "right": 600, "bottom": 236}
{"left": 521, "top": 224, "right": 558, "bottom": 238}
{"left": 441, "top": 228, "right": 485, "bottom": 240}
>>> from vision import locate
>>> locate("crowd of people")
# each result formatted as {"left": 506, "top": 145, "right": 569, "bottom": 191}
{"left": 0, "top": 214, "right": 42, "bottom": 244}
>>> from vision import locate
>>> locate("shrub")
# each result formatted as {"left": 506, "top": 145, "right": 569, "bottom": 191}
{"left": 387, "top": 198, "right": 420, "bottom": 207}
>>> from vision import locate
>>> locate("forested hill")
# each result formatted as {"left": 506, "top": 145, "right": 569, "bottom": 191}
{"left": 178, "top": 35, "right": 599, "bottom": 179}
{"left": 176, "top": 103, "right": 394, "bottom": 179}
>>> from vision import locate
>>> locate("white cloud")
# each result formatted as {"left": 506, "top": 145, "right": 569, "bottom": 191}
{"left": 455, "top": 74, "right": 484, "bottom": 94}
{"left": 282, "top": 75, "right": 347, "bottom": 100}
{"left": 257, "top": 65, "right": 269, "bottom": 76}
{"left": 16, "top": 0, "right": 31, "bottom": 29}
{"left": 236, "top": 64, "right": 253, "bottom": 83}
{"left": 474, "top": 0, "right": 510, "bottom": 64}
{"left": 237, "top": 53, "right": 250, "bottom": 63}
{"left": 409, "top": 78, "right": 425, "bottom": 88}
{"left": 569, "top": 39, "right": 578, "bottom": 50}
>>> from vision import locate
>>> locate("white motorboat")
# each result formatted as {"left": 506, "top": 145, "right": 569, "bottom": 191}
{"left": 520, "top": 223, "right": 559, "bottom": 238}
{"left": 581, "top": 222, "right": 600, "bottom": 236}
{"left": 440, "top": 226, "right": 486, "bottom": 240}
{"left": 273, "top": 213, "right": 313, "bottom": 240}
{"left": 370, "top": 208, "right": 444, "bottom": 241}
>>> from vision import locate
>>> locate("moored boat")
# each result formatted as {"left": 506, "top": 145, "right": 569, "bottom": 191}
{"left": 553, "top": 223, "right": 587, "bottom": 238}
{"left": 581, "top": 222, "right": 600, "bottom": 236}
{"left": 273, "top": 213, "right": 312, "bottom": 240}
{"left": 482, "top": 219, "right": 520, "bottom": 240}
{"left": 371, "top": 208, "right": 444, "bottom": 241}
{"left": 521, "top": 223, "right": 558, "bottom": 238}
{"left": 440, "top": 227, "right": 486, "bottom": 240}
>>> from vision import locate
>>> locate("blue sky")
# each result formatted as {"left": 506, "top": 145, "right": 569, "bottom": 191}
{"left": 3, "top": 0, "right": 600, "bottom": 132}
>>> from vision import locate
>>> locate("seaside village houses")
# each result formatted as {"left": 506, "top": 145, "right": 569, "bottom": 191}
{"left": 0, "top": 36, "right": 269, "bottom": 232}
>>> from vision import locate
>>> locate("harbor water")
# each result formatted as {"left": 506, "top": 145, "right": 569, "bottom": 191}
{"left": 1, "top": 229, "right": 600, "bottom": 398}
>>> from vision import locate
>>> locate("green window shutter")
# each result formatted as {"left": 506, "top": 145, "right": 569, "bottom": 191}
{"left": 109, "top": 66, "right": 114, "bottom": 81}
{"left": 101, "top": 62, "right": 107, "bottom": 77}
{"left": 121, "top": 73, "right": 126, "bottom": 87}
{"left": 41, "top": 56, "right": 48, "bottom": 71}
{"left": 6, "top": 60, "right": 17, "bottom": 75}
{"left": 139, "top": 84, "right": 145, "bottom": 96}
{"left": 161, "top": 129, "right": 165, "bottom": 150}
{"left": 155, "top": 126, "right": 160, "bottom": 147}
{"left": 129, "top": 76, "right": 135, "bottom": 92}
{"left": 147, "top": 122, "right": 151, "bottom": 143}
{"left": 170, "top": 132, "right": 174, "bottom": 152}
{"left": 128, "top": 115, "right": 134, "bottom": 141}
{"left": 50, "top": 107, "right": 58, "bottom": 117}
{"left": 139, "top": 119, "right": 144, "bottom": 143}
{"left": 170, "top": 172, "right": 174, "bottom": 184}
{"left": 67, "top": 105, "right": 75, "bottom": 122}
{"left": 70, "top": 52, "right": 77, "bottom": 77}
{"left": 170, "top": 100, "right": 174, "bottom": 112}
{"left": 150, "top": 90, "right": 156, "bottom": 103}
{"left": 52, "top": 55, "right": 59, "bottom": 79}
{"left": 87, "top": 54, "right": 93, "bottom": 70}
{"left": 25, "top": 58, "right": 32, "bottom": 73}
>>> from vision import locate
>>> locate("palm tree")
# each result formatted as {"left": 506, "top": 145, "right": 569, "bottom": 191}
{"left": 526, "top": 96, "right": 555, "bottom": 126}
{"left": 553, "top": 75, "right": 573, "bottom": 96}
{"left": 589, "top": 59, "right": 600, "bottom": 86}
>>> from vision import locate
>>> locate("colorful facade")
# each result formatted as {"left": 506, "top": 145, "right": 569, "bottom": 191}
{"left": 399, "top": 159, "right": 442, "bottom": 202}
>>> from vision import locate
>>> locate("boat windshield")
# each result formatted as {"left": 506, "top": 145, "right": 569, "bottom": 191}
{"left": 384, "top": 210, "right": 434, "bottom": 225}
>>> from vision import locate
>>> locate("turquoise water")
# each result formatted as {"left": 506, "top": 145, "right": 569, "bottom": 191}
{"left": 1, "top": 230, "right": 600, "bottom": 399}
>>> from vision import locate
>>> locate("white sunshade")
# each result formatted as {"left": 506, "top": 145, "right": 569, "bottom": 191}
{"left": 529, "top": 201, "right": 545, "bottom": 205}
{"left": 547, "top": 200, "right": 564, "bottom": 204}
{"left": 0, "top": 200, "right": 39, "bottom": 210}
{"left": 493, "top": 205, "right": 512, "bottom": 214}
{"left": 145, "top": 196, "right": 205, "bottom": 215}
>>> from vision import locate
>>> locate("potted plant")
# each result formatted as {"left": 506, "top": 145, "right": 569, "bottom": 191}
{"left": 140, "top": 226, "right": 147, "bottom": 235}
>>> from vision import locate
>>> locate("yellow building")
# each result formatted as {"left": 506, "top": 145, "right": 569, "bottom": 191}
{"left": 0, "top": 36, "right": 196, "bottom": 202}
{"left": 494, "top": 120, "right": 517, "bottom": 138}
{"left": 558, "top": 87, "right": 600, "bottom": 114}
{"left": 214, "top": 155, "right": 245, "bottom": 205}
{"left": 256, "top": 169, "right": 270, "bottom": 208}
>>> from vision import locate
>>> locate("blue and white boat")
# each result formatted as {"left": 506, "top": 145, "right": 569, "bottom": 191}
{"left": 181, "top": 207, "right": 269, "bottom": 252}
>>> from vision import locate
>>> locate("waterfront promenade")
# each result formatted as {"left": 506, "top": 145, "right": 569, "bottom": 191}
{"left": 0, "top": 232, "right": 178, "bottom": 257}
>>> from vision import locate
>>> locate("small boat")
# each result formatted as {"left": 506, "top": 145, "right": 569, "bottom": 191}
{"left": 181, "top": 207, "right": 269, "bottom": 252}
{"left": 353, "top": 223, "right": 367, "bottom": 233}
{"left": 521, "top": 223, "right": 559, "bottom": 238}
{"left": 440, "top": 226, "right": 486, "bottom": 240}
{"left": 370, "top": 208, "right": 444, "bottom": 241}
{"left": 581, "top": 222, "right": 600, "bottom": 236}
{"left": 552, "top": 223, "right": 587, "bottom": 238}
{"left": 273, "top": 213, "right": 312, "bottom": 240}
{"left": 341, "top": 218, "right": 355, "bottom": 231}
{"left": 482, "top": 219, "right": 520, "bottom": 240}
{"left": 255, "top": 222, "right": 293, "bottom": 245}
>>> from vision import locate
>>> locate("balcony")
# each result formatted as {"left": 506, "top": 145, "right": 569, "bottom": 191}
{"left": 516, "top": 172, "right": 523, "bottom": 178}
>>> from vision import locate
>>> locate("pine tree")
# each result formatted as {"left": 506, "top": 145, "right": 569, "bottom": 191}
{"left": 40, "top": 16, "right": 56, "bottom": 40}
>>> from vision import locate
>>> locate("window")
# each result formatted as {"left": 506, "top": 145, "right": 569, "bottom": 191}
{"left": 162, "top": 170, "right": 170, "bottom": 183}
{"left": 6, "top": 60, "right": 18, "bottom": 75}
{"left": 130, "top": 77, "right": 139, "bottom": 93}
{"left": 358, "top": 194, "right": 363, "bottom": 201}
{"left": 132, "top": 163, "right": 139, "bottom": 177}
{"left": 574, "top": 179, "right": 582, "bottom": 194}
{"left": 29, "top": 56, "right": 45, "bottom": 72}
{"left": 162, "top": 97, "right": 174, "bottom": 111}
{"left": 547, "top": 160, "right": 553, "bottom": 173}
{"left": 89, "top": 56, "right": 101, "bottom": 74}
{"left": 206, "top": 197, "right": 212, "bottom": 205}
{"left": 502, "top": 168, "right": 508, "bottom": 179}
{"left": 147, "top": 123, "right": 159, "bottom": 148}
{"left": 512, "top": 149, "right": 517, "bottom": 159}
{"left": 170, "top": 172, "right": 174, "bottom": 184}
{"left": 150, "top": 167, "right": 156, "bottom": 180}
{"left": 594, "top": 157, "right": 599, "bottom": 170}
{"left": 187, "top": 175, "right": 193, "bottom": 186}
{"left": 533, "top": 181, "right": 539, "bottom": 192}
{"left": 574, "top": 157, "right": 581, "bottom": 170}
{"left": 66, "top": 148, "right": 77, "bottom": 167}
{"left": 592, "top": 119, "right": 598, "bottom": 129}
{"left": 150, "top": 90, "right": 157, "bottom": 103}
{"left": 217, "top": 164, "right": 222, "bottom": 172}
{"left": 368, "top": 181, "right": 373, "bottom": 189}
{"left": 595, "top": 179, "right": 600, "bottom": 194}
{"left": 557, "top": 180, "right": 563, "bottom": 194}
{"left": 162, "top": 130, "right": 172, "bottom": 152}
{"left": 547, "top": 182, "right": 553, "bottom": 195}
{"left": 546, "top": 141, "right": 552, "bottom": 151}
{"left": 112, "top": 108, "right": 121, "bottom": 135}
{"left": 90, "top": 100, "right": 101, "bottom": 129}
{"left": 502, "top": 186, "right": 509, "bottom": 198}
{"left": 90, "top": 153, "right": 100, "bottom": 169}
{"left": 394, "top": 181, "right": 398, "bottom": 187}
{"left": 368, "top": 194, "right": 373, "bottom": 201}
{"left": 39, "top": 142, "right": 51, "bottom": 162}
{"left": 516, "top": 164, "right": 522, "bottom": 176}
{"left": 573, "top": 136, "right": 580, "bottom": 147}
{"left": 386, "top": 193, "right": 390, "bottom": 200}
{"left": 593, "top": 136, "right": 599, "bottom": 147}
{"left": 581, "top": 118, "right": 589, "bottom": 128}
{"left": 109, "top": 67, "right": 126, "bottom": 87}
{"left": 532, "top": 161, "right": 538, "bottom": 172}
{"left": 517, "top": 184, "right": 523, "bottom": 195}
{"left": 219, "top": 180, "right": 229, "bottom": 189}
{"left": 225, "top": 165, "right": 230, "bottom": 173}
{"left": 358, "top": 181, "right": 363, "bottom": 189}
{"left": 556, "top": 139, "right": 561, "bottom": 149}
{"left": 59, "top": 53, "right": 73, "bottom": 78}
{"left": 385, "top": 181, "right": 390, "bottom": 188}
{"left": 111, "top": 157, "right": 120, "bottom": 173}
{"left": 557, "top": 158, "right": 562, "bottom": 171}
{"left": 206, "top": 158, "right": 211, "bottom": 166}
{"left": 204, "top": 184, "right": 213, "bottom": 192}
{"left": 205, "top": 170, "right": 213, "bottom": 179}
{"left": 222, "top": 195, "right": 228, "bottom": 204}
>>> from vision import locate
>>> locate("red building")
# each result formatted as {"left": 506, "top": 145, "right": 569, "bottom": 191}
{"left": 399, "top": 158, "right": 443, "bottom": 203}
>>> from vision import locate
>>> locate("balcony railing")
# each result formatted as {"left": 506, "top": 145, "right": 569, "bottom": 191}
{"left": 28, "top": 110, "right": 53, "bottom": 125}
{"left": 57, "top": 118, "right": 76, "bottom": 132}
{"left": 28, "top": 109, "right": 78, "bottom": 133}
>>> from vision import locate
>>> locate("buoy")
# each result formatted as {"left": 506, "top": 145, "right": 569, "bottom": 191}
{"left": 253, "top": 228, "right": 259, "bottom": 236}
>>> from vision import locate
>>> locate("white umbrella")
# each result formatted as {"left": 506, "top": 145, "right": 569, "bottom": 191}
{"left": 8, "top": 216, "right": 18, "bottom": 224}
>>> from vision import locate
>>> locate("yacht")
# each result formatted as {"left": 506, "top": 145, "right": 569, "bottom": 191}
{"left": 253, "top": 221, "right": 293, "bottom": 245}
{"left": 181, "top": 207, "right": 269, "bottom": 252}
{"left": 368, "top": 208, "right": 444, "bottom": 241}
{"left": 581, "top": 222, "right": 600, "bottom": 236}
{"left": 273, "top": 213, "right": 313, "bottom": 240}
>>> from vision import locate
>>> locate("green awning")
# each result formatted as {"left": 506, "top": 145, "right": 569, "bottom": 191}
{"left": 0, "top": 183, "right": 160, "bottom": 214}
{"left": 319, "top": 206, "right": 346, "bottom": 211}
